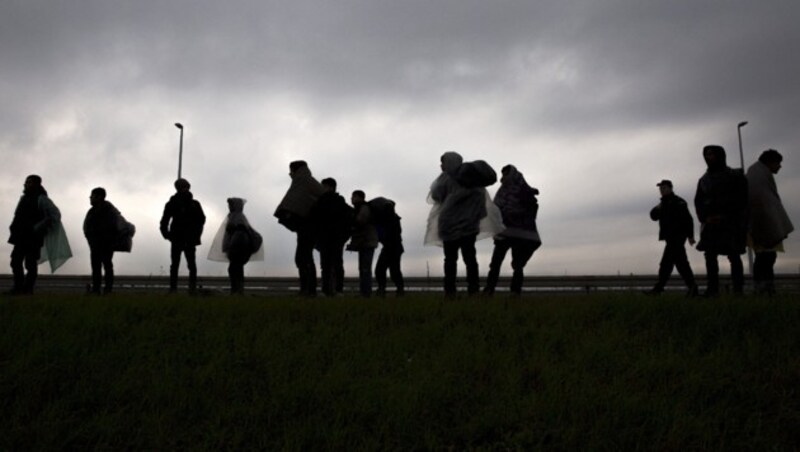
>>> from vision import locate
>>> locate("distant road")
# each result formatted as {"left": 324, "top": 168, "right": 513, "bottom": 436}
{"left": 2, "top": 274, "right": 798, "bottom": 295}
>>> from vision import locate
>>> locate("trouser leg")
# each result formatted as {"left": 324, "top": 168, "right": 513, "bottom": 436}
{"left": 704, "top": 252, "right": 719, "bottom": 296}
{"left": 728, "top": 254, "right": 744, "bottom": 294}
{"left": 228, "top": 260, "right": 244, "bottom": 294}
{"left": 443, "top": 240, "right": 460, "bottom": 296}
{"left": 655, "top": 244, "right": 676, "bottom": 292}
{"left": 10, "top": 246, "right": 26, "bottom": 291}
{"left": 510, "top": 239, "right": 538, "bottom": 294}
{"left": 22, "top": 248, "right": 40, "bottom": 294}
{"left": 375, "top": 247, "right": 388, "bottom": 293}
{"left": 389, "top": 248, "right": 405, "bottom": 294}
{"left": 754, "top": 251, "right": 777, "bottom": 294}
{"left": 103, "top": 250, "right": 114, "bottom": 293}
{"left": 669, "top": 241, "right": 696, "bottom": 289}
{"left": 358, "top": 248, "right": 375, "bottom": 297}
{"left": 319, "top": 246, "right": 334, "bottom": 296}
{"left": 295, "top": 229, "right": 317, "bottom": 295}
{"left": 169, "top": 243, "right": 182, "bottom": 291}
{"left": 90, "top": 247, "right": 102, "bottom": 293}
{"left": 461, "top": 234, "right": 479, "bottom": 294}
{"left": 485, "top": 239, "right": 510, "bottom": 294}
{"left": 185, "top": 246, "right": 197, "bottom": 292}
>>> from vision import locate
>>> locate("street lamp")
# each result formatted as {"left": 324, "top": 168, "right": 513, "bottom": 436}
{"left": 175, "top": 123, "right": 184, "bottom": 179}
{"left": 737, "top": 121, "right": 748, "bottom": 170}
{"left": 737, "top": 120, "right": 754, "bottom": 275}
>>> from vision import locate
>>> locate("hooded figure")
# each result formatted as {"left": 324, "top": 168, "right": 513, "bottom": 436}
{"left": 483, "top": 165, "right": 542, "bottom": 295}
{"left": 7, "top": 175, "right": 72, "bottom": 294}
{"left": 747, "top": 149, "right": 794, "bottom": 295}
{"left": 425, "top": 151, "right": 503, "bottom": 296}
{"left": 274, "top": 161, "right": 325, "bottom": 297}
{"left": 209, "top": 198, "right": 264, "bottom": 294}
{"left": 694, "top": 145, "right": 748, "bottom": 296}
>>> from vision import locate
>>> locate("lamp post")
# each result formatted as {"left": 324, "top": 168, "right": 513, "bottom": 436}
{"left": 175, "top": 123, "right": 184, "bottom": 179}
{"left": 737, "top": 121, "right": 748, "bottom": 170}
{"left": 737, "top": 120, "right": 753, "bottom": 275}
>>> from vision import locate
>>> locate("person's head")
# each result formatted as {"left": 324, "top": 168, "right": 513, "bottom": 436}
{"left": 90, "top": 187, "right": 106, "bottom": 206}
{"left": 321, "top": 177, "right": 337, "bottom": 192}
{"left": 440, "top": 152, "right": 463, "bottom": 175}
{"left": 702, "top": 145, "right": 726, "bottom": 170}
{"left": 758, "top": 149, "right": 783, "bottom": 174}
{"left": 24, "top": 174, "right": 42, "bottom": 193}
{"left": 351, "top": 190, "right": 365, "bottom": 205}
{"left": 289, "top": 160, "right": 308, "bottom": 177}
{"left": 500, "top": 164, "right": 521, "bottom": 184}
{"left": 656, "top": 179, "right": 673, "bottom": 196}
{"left": 174, "top": 178, "right": 191, "bottom": 193}
{"left": 227, "top": 197, "right": 245, "bottom": 213}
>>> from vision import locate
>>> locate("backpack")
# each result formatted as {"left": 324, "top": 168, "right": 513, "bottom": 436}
{"left": 367, "top": 197, "right": 397, "bottom": 226}
{"left": 455, "top": 160, "right": 497, "bottom": 188}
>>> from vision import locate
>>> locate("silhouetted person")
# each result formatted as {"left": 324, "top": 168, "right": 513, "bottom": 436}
{"left": 483, "top": 165, "right": 542, "bottom": 296}
{"left": 310, "top": 178, "right": 353, "bottom": 297}
{"left": 348, "top": 190, "right": 378, "bottom": 297}
{"left": 160, "top": 178, "right": 206, "bottom": 294}
{"left": 425, "top": 152, "right": 503, "bottom": 297}
{"left": 747, "top": 149, "right": 794, "bottom": 296}
{"left": 83, "top": 187, "right": 124, "bottom": 295}
{"left": 643, "top": 180, "right": 698, "bottom": 297}
{"left": 274, "top": 161, "right": 324, "bottom": 297}
{"left": 694, "top": 145, "right": 748, "bottom": 297}
{"left": 371, "top": 197, "right": 405, "bottom": 297}
{"left": 208, "top": 198, "right": 263, "bottom": 295}
{"left": 7, "top": 175, "right": 71, "bottom": 295}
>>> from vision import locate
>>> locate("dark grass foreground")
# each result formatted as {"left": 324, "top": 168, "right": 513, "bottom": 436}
{"left": 1, "top": 293, "right": 799, "bottom": 450}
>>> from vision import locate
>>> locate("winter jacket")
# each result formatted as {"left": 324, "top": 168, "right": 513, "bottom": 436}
{"left": 694, "top": 166, "right": 748, "bottom": 255}
{"left": 84, "top": 200, "right": 123, "bottom": 248}
{"left": 650, "top": 194, "right": 694, "bottom": 243}
{"left": 160, "top": 192, "right": 206, "bottom": 246}
{"left": 747, "top": 161, "right": 794, "bottom": 249}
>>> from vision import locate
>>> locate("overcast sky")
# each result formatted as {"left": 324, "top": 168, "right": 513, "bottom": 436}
{"left": 2, "top": 0, "right": 798, "bottom": 279}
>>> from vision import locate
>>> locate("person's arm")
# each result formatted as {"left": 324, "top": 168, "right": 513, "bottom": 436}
{"left": 159, "top": 202, "right": 171, "bottom": 240}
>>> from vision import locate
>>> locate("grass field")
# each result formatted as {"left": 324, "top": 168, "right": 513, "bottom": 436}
{"left": 1, "top": 292, "right": 799, "bottom": 450}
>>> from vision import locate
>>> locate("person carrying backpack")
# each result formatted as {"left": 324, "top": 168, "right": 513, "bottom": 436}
{"left": 370, "top": 197, "right": 405, "bottom": 297}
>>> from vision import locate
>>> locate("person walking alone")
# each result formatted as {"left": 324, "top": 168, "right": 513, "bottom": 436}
{"left": 644, "top": 180, "right": 699, "bottom": 297}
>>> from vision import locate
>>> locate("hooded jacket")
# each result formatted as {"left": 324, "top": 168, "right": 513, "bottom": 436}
{"left": 694, "top": 146, "right": 748, "bottom": 254}
{"left": 747, "top": 160, "right": 794, "bottom": 249}
{"left": 160, "top": 191, "right": 206, "bottom": 246}
{"left": 494, "top": 165, "right": 541, "bottom": 243}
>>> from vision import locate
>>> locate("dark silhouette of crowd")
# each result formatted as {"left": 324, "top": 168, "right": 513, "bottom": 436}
{"left": 3, "top": 144, "right": 794, "bottom": 298}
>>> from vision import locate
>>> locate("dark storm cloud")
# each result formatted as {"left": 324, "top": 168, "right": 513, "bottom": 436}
{"left": 2, "top": 0, "right": 799, "bottom": 276}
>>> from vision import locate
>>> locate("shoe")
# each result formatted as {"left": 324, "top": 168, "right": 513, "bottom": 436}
{"left": 642, "top": 288, "right": 663, "bottom": 296}
{"left": 686, "top": 285, "right": 699, "bottom": 298}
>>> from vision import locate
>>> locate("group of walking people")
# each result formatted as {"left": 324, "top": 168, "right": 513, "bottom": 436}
{"left": 645, "top": 145, "right": 793, "bottom": 297}
{"left": 5, "top": 144, "right": 792, "bottom": 298}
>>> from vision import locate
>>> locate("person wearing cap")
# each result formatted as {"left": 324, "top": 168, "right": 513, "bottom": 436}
{"left": 644, "top": 180, "right": 698, "bottom": 296}
{"left": 694, "top": 145, "right": 748, "bottom": 297}
{"left": 160, "top": 178, "right": 206, "bottom": 294}
{"left": 746, "top": 149, "right": 794, "bottom": 295}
